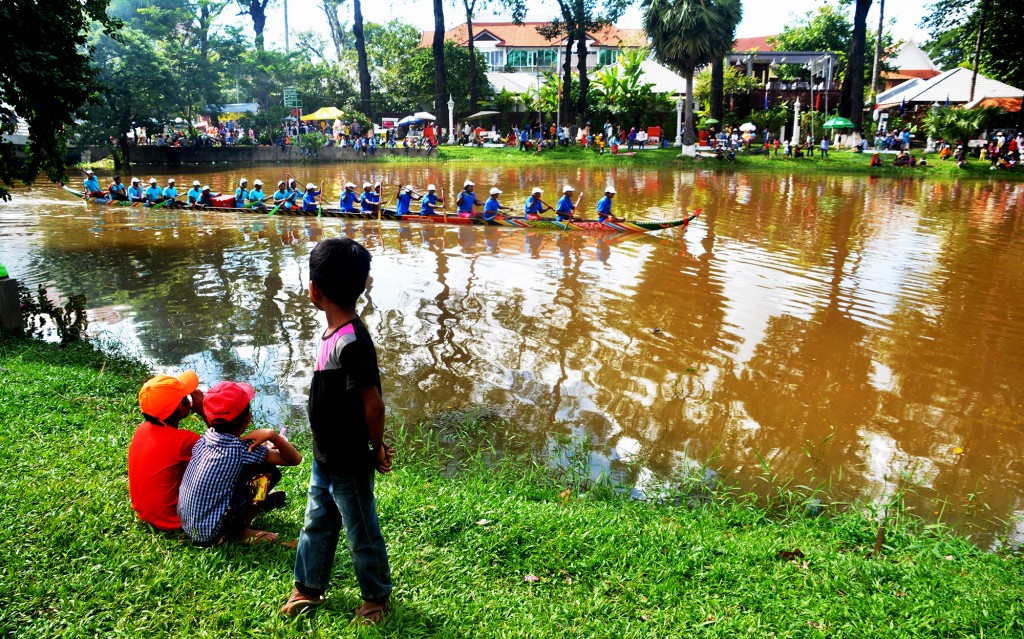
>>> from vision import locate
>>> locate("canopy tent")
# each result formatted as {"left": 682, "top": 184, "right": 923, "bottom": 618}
{"left": 414, "top": 111, "right": 436, "bottom": 120}
{"left": 824, "top": 116, "right": 854, "bottom": 129}
{"left": 876, "top": 67, "right": 1024, "bottom": 110}
{"left": 739, "top": 122, "right": 756, "bottom": 131}
{"left": 301, "top": 107, "right": 346, "bottom": 121}
{"left": 465, "top": 110, "right": 500, "bottom": 120}
{"left": 205, "top": 102, "right": 259, "bottom": 121}
{"left": 397, "top": 115, "right": 422, "bottom": 126}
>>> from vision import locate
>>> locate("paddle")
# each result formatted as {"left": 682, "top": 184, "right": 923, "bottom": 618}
{"left": 152, "top": 194, "right": 181, "bottom": 209}
{"left": 441, "top": 188, "right": 447, "bottom": 224}
{"left": 317, "top": 181, "right": 324, "bottom": 217}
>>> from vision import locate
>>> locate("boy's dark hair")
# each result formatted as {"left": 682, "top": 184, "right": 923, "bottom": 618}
{"left": 210, "top": 404, "right": 251, "bottom": 434}
{"left": 310, "top": 238, "right": 371, "bottom": 307}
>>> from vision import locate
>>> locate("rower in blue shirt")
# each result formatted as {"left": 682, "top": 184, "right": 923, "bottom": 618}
{"left": 421, "top": 184, "right": 443, "bottom": 215}
{"left": 248, "top": 179, "right": 267, "bottom": 209}
{"left": 144, "top": 178, "right": 164, "bottom": 203}
{"left": 126, "top": 178, "right": 145, "bottom": 203}
{"left": 108, "top": 175, "right": 128, "bottom": 201}
{"left": 555, "top": 185, "right": 578, "bottom": 222}
{"left": 359, "top": 182, "right": 380, "bottom": 213}
{"left": 186, "top": 180, "right": 203, "bottom": 205}
{"left": 456, "top": 180, "right": 483, "bottom": 218}
{"left": 595, "top": 186, "right": 621, "bottom": 222}
{"left": 162, "top": 178, "right": 178, "bottom": 202}
{"left": 197, "top": 185, "right": 214, "bottom": 207}
{"left": 339, "top": 182, "right": 359, "bottom": 212}
{"left": 483, "top": 188, "right": 511, "bottom": 220}
{"left": 234, "top": 178, "right": 249, "bottom": 207}
{"left": 394, "top": 185, "right": 421, "bottom": 216}
{"left": 272, "top": 181, "right": 290, "bottom": 206}
{"left": 302, "top": 183, "right": 321, "bottom": 213}
{"left": 82, "top": 170, "right": 102, "bottom": 196}
{"left": 524, "top": 187, "right": 547, "bottom": 220}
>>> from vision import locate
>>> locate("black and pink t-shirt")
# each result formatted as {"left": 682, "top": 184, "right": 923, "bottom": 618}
{"left": 307, "top": 318, "right": 381, "bottom": 476}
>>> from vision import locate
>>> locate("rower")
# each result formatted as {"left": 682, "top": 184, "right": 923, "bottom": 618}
{"left": 197, "top": 185, "right": 214, "bottom": 207}
{"left": 235, "top": 178, "right": 249, "bottom": 207}
{"left": 127, "top": 178, "right": 146, "bottom": 203}
{"left": 555, "top": 185, "right": 576, "bottom": 222}
{"left": 359, "top": 182, "right": 380, "bottom": 214}
{"left": 186, "top": 180, "right": 203, "bottom": 205}
{"left": 302, "top": 183, "right": 321, "bottom": 213}
{"left": 394, "top": 185, "right": 421, "bottom": 217}
{"left": 524, "top": 187, "right": 545, "bottom": 220}
{"left": 83, "top": 170, "right": 103, "bottom": 197}
{"left": 456, "top": 180, "right": 483, "bottom": 218}
{"left": 248, "top": 179, "right": 266, "bottom": 209}
{"left": 272, "top": 181, "right": 290, "bottom": 206}
{"left": 339, "top": 182, "right": 359, "bottom": 212}
{"left": 144, "top": 178, "right": 164, "bottom": 204}
{"left": 421, "top": 184, "right": 443, "bottom": 215}
{"left": 596, "top": 186, "right": 621, "bottom": 223}
{"left": 162, "top": 178, "right": 178, "bottom": 203}
{"left": 108, "top": 175, "right": 127, "bottom": 201}
{"left": 483, "top": 188, "right": 511, "bottom": 220}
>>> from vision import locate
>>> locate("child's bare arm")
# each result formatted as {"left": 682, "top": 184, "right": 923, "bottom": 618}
{"left": 243, "top": 428, "right": 302, "bottom": 466}
{"left": 360, "top": 385, "right": 392, "bottom": 473}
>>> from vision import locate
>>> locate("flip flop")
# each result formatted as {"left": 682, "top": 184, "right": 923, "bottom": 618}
{"left": 352, "top": 600, "right": 388, "bottom": 625}
{"left": 280, "top": 589, "right": 324, "bottom": 617}
{"left": 241, "top": 529, "right": 278, "bottom": 545}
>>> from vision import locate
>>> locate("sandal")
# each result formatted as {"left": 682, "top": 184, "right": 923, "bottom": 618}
{"left": 280, "top": 588, "right": 324, "bottom": 617}
{"left": 240, "top": 529, "right": 279, "bottom": 545}
{"left": 352, "top": 600, "right": 388, "bottom": 625}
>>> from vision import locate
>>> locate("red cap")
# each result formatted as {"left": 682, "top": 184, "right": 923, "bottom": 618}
{"left": 204, "top": 381, "right": 255, "bottom": 422}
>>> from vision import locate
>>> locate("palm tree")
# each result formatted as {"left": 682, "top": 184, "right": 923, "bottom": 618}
{"left": 352, "top": 0, "right": 372, "bottom": 116}
{"left": 642, "top": 0, "right": 742, "bottom": 148}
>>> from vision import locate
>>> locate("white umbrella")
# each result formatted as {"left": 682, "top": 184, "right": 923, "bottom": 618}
{"left": 739, "top": 122, "right": 756, "bottom": 132}
{"left": 414, "top": 111, "right": 436, "bottom": 120}
{"left": 465, "top": 110, "right": 500, "bottom": 120}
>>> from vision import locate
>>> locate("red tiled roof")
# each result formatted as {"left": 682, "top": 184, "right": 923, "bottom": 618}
{"left": 882, "top": 69, "right": 942, "bottom": 81}
{"left": 733, "top": 36, "right": 774, "bottom": 52}
{"left": 419, "top": 22, "right": 646, "bottom": 49}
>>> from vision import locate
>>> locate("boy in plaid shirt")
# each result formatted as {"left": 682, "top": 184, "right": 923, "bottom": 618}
{"left": 178, "top": 381, "right": 301, "bottom": 545}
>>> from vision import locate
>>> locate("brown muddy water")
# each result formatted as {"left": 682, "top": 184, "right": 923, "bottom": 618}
{"left": 2, "top": 163, "right": 1023, "bottom": 545}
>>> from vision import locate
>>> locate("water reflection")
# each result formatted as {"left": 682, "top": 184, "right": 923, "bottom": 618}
{"left": 3, "top": 166, "right": 1024, "bottom": 545}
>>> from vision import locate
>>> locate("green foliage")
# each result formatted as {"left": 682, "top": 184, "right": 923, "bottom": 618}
{"left": 923, "top": 105, "right": 1004, "bottom": 145}
{"left": 356, "top": 21, "right": 422, "bottom": 113}
{"left": 922, "top": 0, "right": 1024, "bottom": 90}
{"left": 239, "top": 106, "right": 290, "bottom": 144}
{"left": 591, "top": 49, "right": 673, "bottom": 126}
{"left": 407, "top": 41, "right": 493, "bottom": 115}
{"left": 18, "top": 284, "right": 89, "bottom": 346}
{"left": 749, "top": 101, "right": 793, "bottom": 136}
{"left": 694, "top": 64, "right": 763, "bottom": 113}
{"left": 0, "top": 0, "right": 121, "bottom": 201}
{"left": 294, "top": 132, "right": 326, "bottom": 157}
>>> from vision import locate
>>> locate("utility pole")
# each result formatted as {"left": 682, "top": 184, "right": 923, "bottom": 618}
{"left": 870, "top": 0, "right": 884, "bottom": 105}
{"left": 969, "top": 0, "right": 990, "bottom": 102}
{"left": 284, "top": 0, "right": 290, "bottom": 51}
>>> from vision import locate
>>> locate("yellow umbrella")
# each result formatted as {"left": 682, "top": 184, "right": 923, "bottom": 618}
{"left": 301, "top": 107, "right": 346, "bottom": 121}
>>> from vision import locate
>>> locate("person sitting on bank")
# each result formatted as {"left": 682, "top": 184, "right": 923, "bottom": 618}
{"left": 394, "top": 185, "right": 421, "bottom": 217}
{"left": 177, "top": 381, "right": 301, "bottom": 545}
{"left": 483, "top": 187, "right": 511, "bottom": 220}
{"left": 456, "top": 180, "right": 483, "bottom": 218}
{"left": 108, "top": 175, "right": 128, "bottom": 201}
{"left": 524, "top": 187, "right": 547, "bottom": 221}
{"left": 186, "top": 180, "right": 203, "bottom": 205}
{"left": 555, "top": 185, "right": 578, "bottom": 222}
{"left": 340, "top": 182, "right": 359, "bottom": 212}
{"left": 302, "top": 183, "right": 322, "bottom": 213}
{"left": 595, "top": 187, "right": 622, "bottom": 223}
{"left": 83, "top": 170, "right": 104, "bottom": 197}
{"left": 248, "top": 179, "right": 267, "bottom": 210}
{"left": 360, "top": 182, "right": 380, "bottom": 214}
{"left": 128, "top": 370, "right": 206, "bottom": 531}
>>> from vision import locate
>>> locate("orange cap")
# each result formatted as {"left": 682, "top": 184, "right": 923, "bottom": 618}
{"left": 138, "top": 370, "right": 199, "bottom": 420}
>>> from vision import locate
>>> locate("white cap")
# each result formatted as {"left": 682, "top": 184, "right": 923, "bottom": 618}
{"left": 604, "top": 186, "right": 616, "bottom": 194}
{"left": 374, "top": 181, "right": 381, "bottom": 187}
{"left": 345, "top": 182, "right": 356, "bottom": 189}
{"left": 253, "top": 179, "right": 262, "bottom": 186}
{"left": 531, "top": 187, "right": 542, "bottom": 194}
{"left": 427, "top": 184, "right": 436, "bottom": 191}
{"left": 489, "top": 187, "right": 502, "bottom": 195}
{"left": 362, "top": 182, "right": 372, "bottom": 189}
{"left": 289, "top": 179, "right": 297, "bottom": 185}
{"left": 240, "top": 178, "right": 248, "bottom": 184}
{"left": 306, "top": 183, "right": 316, "bottom": 190}
{"left": 131, "top": 177, "right": 140, "bottom": 183}
{"left": 149, "top": 178, "right": 157, "bottom": 184}
{"left": 85, "top": 170, "right": 94, "bottom": 175}
{"left": 404, "top": 185, "right": 413, "bottom": 192}
{"left": 202, "top": 185, "right": 210, "bottom": 191}
{"left": 464, "top": 180, "right": 475, "bottom": 187}
{"left": 168, "top": 178, "right": 175, "bottom": 184}
{"left": 278, "top": 180, "right": 285, "bottom": 187}
{"left": 193, "top": 180, "right": 201, "bottom": 186}
{"left": 563, "top": 185, "right": 574, "bottom": 193}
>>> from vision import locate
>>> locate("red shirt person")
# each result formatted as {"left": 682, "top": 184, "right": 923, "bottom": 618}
{"left": 127, "top": 371, "right": 205, "bottom": 530}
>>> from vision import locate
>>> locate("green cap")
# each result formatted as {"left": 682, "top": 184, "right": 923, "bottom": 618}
{"left": 0, "top": 263, "right": 7, "bottom": 279}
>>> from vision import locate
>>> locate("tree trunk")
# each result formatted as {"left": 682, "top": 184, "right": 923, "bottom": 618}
{"left": 353, "top": 0, "right": 372, "bottom": 116}
{"left": 466, "top": 2, "right": 478, "bottom": 113}
{"left": 574, "top": 14, "right": 588, "bottom": 127}
{"left": 248, "top": 0, "right": 268, "bottom": 51}
{"left": 562, "top": 33, "right": 575, "bottom": 126}
{"left": 970, "top": 0, "right": 990, "bottom": 102}
{"left": 869, "top": 0, "right": 884, "bottom": 103}
{"left": 683, "top": 69, "right": 695, "bottom": 146}
{"left": 839, "top": 0, "right": 871, "bottom": 132}
{"left": 432, "top": 0, "right": 447, "bottom": 130}
{"left": 323, "top": 0, "right": 345, "bottom": 62}
{"left": 710, "top": 57, "right": 724, "bottom": 121}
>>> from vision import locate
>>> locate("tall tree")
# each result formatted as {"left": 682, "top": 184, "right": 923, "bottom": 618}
{"left": 462, "top": 0, "right": 482, "bottom": 113}
{"left": 923, "top": 0, "right": 1024, "bottom": 94}
{"left": 321, "top": 0, "right": 348, "bottom": 62}
{"left": 0, "top": 0, "right": 120, "bottom": 200}
{"left": 432, "top": 0, "right": 447, "bottom": 127}
{"left": 838, "top": 0, "right": 871, "bottom": 132}
{"left": 352, "top": 0, "right": 372, "bottom": 116}
{"left": 536, "top": 19, "right": 575, "bottom": 127}
{"left": 236, "top": 0, "right": 272, "bottom": 50}
{"left": 869, "top": 0, "right": 885, "bottom": 103}
{"left": 709, "top": 57, "right": 725, "bottom": 121}
{"left": 642, "top": 0, "right": 742, "bottom": 148}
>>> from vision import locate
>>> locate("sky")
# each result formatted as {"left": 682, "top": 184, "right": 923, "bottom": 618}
{"left": 258, "top": 0, "right": 934, "bottom": 52}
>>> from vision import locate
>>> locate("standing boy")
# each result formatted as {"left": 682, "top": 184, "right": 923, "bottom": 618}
{"left": 281, "top": 238, "right": 394, "bottom": 625}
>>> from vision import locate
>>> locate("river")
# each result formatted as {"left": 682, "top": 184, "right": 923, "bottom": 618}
{"left": 2, "top": 162, "right": 1023, "bottom": 545}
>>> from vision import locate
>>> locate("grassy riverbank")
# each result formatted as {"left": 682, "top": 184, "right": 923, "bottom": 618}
{"left": 2, "top": 336, "right": 1022, "bottom": 637}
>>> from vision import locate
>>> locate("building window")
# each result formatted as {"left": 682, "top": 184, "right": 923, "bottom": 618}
{"left": 536, "top": 49, "right": 557, "bottom": 69}
{"left": 483, "top": 50, "right": 504, "bottom": 69}
{"left": 597, "top": 49, "right": 620, "bottom": 66}
{"left": 507, "top": 49, "right": 533, "bottom": 68}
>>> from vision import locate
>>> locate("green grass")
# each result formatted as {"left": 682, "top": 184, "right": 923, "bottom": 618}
{"left": 1, "top": 336, "right": 1023, "bottom": 637}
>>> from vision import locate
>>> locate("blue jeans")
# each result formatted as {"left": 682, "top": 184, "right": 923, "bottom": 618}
{"left": 293, "top": 460, "right": 392, "bottom": 602}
